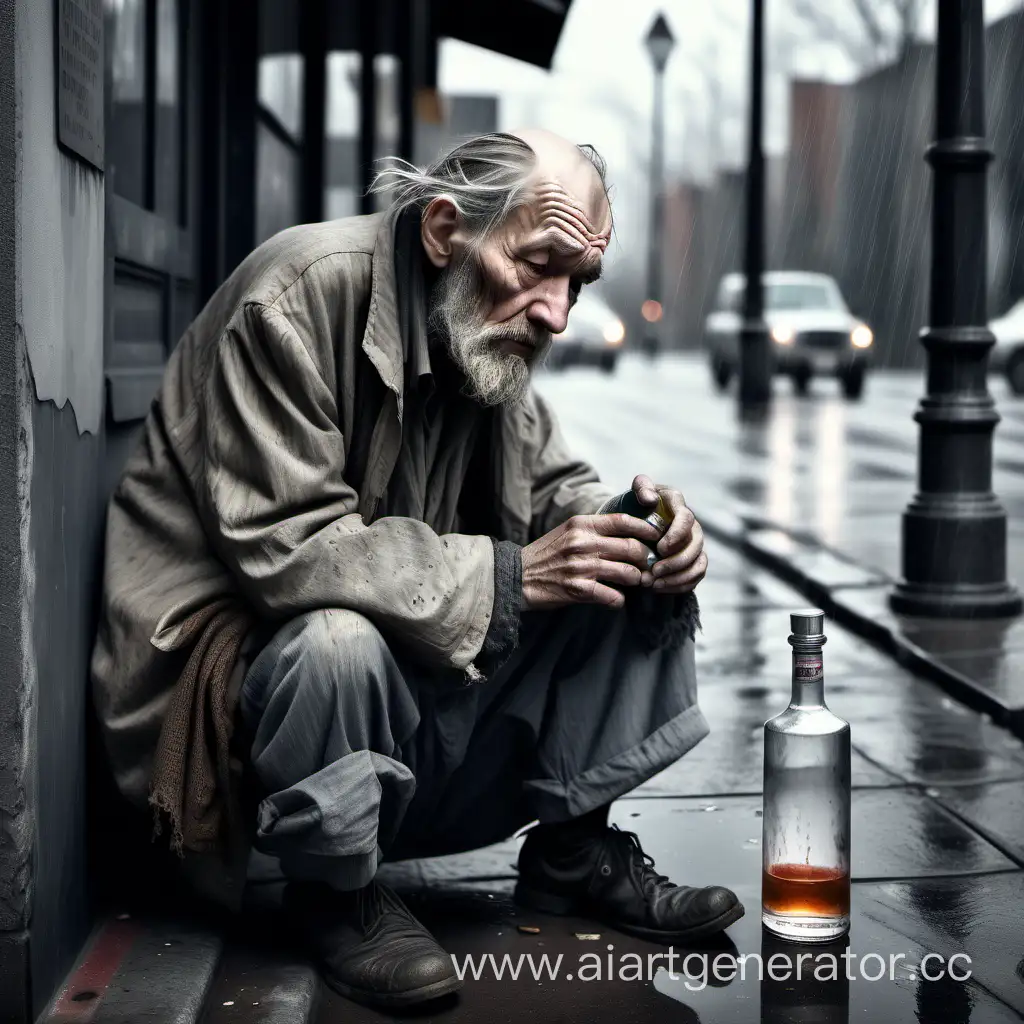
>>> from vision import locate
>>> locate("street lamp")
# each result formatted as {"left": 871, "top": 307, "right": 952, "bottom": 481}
{"left": 738, "top": 0, "right": 772, "bottom": 411}
{"left": 642, "top": 13, "right": 675, "bottom": 357}
{"left": 890, "top": 0, "right": 1021, "bottom": 618}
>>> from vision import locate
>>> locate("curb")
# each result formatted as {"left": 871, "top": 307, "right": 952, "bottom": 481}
{"left": 698, "top": 507, "right": 1024, "bottom": 741}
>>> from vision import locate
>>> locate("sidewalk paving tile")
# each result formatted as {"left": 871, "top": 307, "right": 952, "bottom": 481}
{"left": 846, "top": 702, "right": 1024, "bottom": 786}
{"left": 932, "top": 781, "right": 1024, "bottom": 866}
{"left": 855, "top": 872, "right": 1024, "bottom": 1016}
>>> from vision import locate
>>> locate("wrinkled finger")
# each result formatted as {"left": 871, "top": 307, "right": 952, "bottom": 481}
{"left": 594, "top": 558, "right": 644, "bottom": 588}
{"left": 566, "top": 574, "right": 628, "bottom": 608}
{"left": 652, "top": 552, "right": 709, "bottom": 593}
{"left": 659, "top": 503, "right": 697, "bottom": 557}
{"left": 595, "top": 535, "right": 656, "bottom": 570}
{"left": 632, "top": 474, "right": 660, "bottom": 507}
{"left": 653, "top": 522, "right": 704, "bottom": 576}
{"left": 592, "top": 512, "right": 662, "bottom": 546}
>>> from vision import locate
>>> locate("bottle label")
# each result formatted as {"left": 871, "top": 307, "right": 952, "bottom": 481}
{"left": 794, "top": 653, "right": 823, "bottom": 681}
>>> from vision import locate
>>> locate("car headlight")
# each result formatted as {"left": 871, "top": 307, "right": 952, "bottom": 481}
{"left": 771, "top": 325, "right": 795, "bottom": 345}
{"left": 603, "top": 319, "right": 625, "bottom": 345}
{"left": 851, "top": 324, "right": 873, "bottom": 348}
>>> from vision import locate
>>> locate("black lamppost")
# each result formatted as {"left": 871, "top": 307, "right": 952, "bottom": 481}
{"left": 738, "top": 0, "right": 772, "bottom": 411}
{"left": 890, "top": 0, "right": 1021, "bottom": 618}
{"left": 642, "top": 14, "right": 675, "bottom": 357}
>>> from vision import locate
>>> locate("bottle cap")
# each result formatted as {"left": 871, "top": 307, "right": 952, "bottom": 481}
{"left": 790, "top": 609, "right": 825, "bottom": 636}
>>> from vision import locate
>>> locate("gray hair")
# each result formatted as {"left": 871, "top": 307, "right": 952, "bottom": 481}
{"left": 369, "top": 132, "right": 610, "bottom": 245}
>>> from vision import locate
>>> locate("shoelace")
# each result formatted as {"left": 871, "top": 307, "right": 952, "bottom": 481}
{"left": 606, "top": 825, "right": 676, "bottom": 896}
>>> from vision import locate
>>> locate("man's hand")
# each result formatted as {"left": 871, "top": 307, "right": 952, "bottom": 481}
{"left": 630, "top": 474, "right": 707, "bottom": 595}
{"left": 521, "top": 513, "right": 663, "bottom": 611}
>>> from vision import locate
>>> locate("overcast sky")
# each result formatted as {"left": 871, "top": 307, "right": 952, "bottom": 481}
{"left": 437, "top": 0, "right": 1024, "bottom": 265}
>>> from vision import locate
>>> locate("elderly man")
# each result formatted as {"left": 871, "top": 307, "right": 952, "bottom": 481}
{"left": 92, "top": 130, "right": 742, "bottom": 1009}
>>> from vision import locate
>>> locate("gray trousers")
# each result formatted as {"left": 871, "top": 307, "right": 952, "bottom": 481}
{"left": 238, "top": 604, "right": 709, "bottom": 891}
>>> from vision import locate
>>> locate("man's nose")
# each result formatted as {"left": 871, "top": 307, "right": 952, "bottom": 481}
{"left": 526, "top": 277, "right": 572, "bottom": 335}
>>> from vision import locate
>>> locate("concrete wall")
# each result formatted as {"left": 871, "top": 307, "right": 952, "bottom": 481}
{"left": 5, "top": 0, "right": 108, "bottom": 1018}
{"left": 0, "top": 0, "right": 30, "bottom": 1018}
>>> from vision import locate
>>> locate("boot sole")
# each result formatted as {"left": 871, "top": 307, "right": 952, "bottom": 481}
{"left": 514, "top": 882, "right": 746, "bottom": 943}
{"left": 322, "top": 970, "right": 463, "bottom": 1009}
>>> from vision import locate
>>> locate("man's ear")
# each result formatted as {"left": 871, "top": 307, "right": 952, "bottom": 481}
{"left": 421, "top": 197, "right": 459, "bottom": 268}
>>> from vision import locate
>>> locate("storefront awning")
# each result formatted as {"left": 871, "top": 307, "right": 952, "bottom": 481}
{"left": 438, "top": 0, "right": 573, "bottom": 69}
{"left": 261, "top": 0, "right": 573, "bottom": 70}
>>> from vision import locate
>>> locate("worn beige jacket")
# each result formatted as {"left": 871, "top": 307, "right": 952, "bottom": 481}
{"left": 91, "top": 210, "right": 614, "bottom": 814}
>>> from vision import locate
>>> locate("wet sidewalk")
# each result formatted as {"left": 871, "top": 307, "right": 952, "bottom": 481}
{"left": 539, "top": 355, "right": 1024, "bottom": 738}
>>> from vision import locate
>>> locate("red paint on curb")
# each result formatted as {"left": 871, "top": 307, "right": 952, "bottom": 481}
{"left": 45, "top": 916, "right": 142, "bottom": 1023}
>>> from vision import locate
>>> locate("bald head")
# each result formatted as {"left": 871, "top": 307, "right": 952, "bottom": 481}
{"left": 512, "top": 128, "right": 611, "bottom": 238}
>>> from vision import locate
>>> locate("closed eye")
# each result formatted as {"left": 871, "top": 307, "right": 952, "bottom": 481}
{"left": 523, "top": 259, "right": 547, "bottom": 275}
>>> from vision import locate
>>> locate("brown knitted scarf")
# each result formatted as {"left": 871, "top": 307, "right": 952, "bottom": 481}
{"left": 149, "top": 598, "right": 253, "bottom": 857}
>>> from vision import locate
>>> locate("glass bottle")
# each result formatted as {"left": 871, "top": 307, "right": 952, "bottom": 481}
{"left": 762, "top": 610, "right": 851, "bottom": 942}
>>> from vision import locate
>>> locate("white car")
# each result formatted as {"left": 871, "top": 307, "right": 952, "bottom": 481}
{"left": 989, "top": 298, "right": 1024, "bottom": 394}
{"left": 704, "top": 271, "right": 874, "bottom": 399}
{"left": 546, "top": 289, "right": 626, "bottom": 373}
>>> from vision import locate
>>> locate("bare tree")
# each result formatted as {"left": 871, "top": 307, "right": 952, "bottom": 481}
{"left": 789, "top": 0, "right": 926, "bottom": 69}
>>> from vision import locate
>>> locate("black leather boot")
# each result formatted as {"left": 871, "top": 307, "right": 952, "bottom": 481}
{"left": 515, "top": 823, "right": 744, "bottom": 942}
{"left": 284, "top": 880, "right": 461, "bottom": 1008}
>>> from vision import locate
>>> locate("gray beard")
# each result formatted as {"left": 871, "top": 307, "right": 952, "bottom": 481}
{"left": 426, "top": 252, "right": 552, "bottom": 407}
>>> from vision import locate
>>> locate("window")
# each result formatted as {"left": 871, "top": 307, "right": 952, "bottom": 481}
{"left": 105, "top": 0, "right": 193, "bottom": 424}
{"left": 255, "top": 53, "right": 303, "bottom": 244}
{"left": 325, "top": 51, "right": 360, "bottom": 219}
{"left": 716, "top": 279, "right": 846, "bottom": 313}
{"left": 765, "top": 283, "right": 845, "bottom": 312}
{"left": 108, "top": 0, "right": 186, "bottom": 221}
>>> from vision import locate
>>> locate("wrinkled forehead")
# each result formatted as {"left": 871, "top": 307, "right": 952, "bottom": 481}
{"left": 505, "top": 171, "right": 612, "bottom": 264}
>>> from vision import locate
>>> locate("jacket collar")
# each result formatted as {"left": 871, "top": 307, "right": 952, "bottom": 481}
{"left": 361, "top": 207, "right": 433, "bottom": 423}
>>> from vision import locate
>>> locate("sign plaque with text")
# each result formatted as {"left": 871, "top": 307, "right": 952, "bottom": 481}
{"left": 57, "top": 0, "right": 104, "bottom": 170}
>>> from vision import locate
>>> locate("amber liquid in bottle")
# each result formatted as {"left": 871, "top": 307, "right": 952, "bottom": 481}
{"left": 761, "top": 864, "right": 850, "bottom": 919}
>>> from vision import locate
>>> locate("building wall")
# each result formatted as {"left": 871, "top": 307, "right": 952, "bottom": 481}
{"left": 17, "top": 0, "right": 105, "bottom": 431}
{"left": 0, "top": 1, "right": 29, "bottom": 1016}
{"left": 7, "top": 0, "right": 107, "bottom": 1018}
